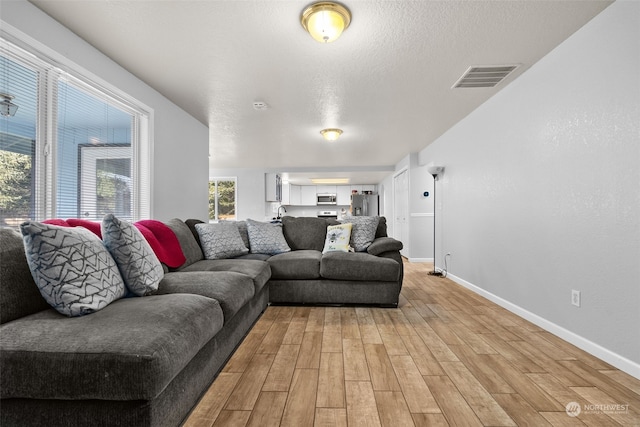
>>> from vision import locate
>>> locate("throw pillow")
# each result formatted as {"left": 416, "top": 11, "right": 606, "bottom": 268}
{"left": 102, "top": 214, "right": 164, "bottom": 296}
{"left": 20, "top": 221, "right": 126, "bottom": 317}
{"left": 340, "top": 216, "right": 380, "bottom": 252}
{"left": 322, "top": 223, "right": 353, "bottom": 254}
{"left": 246, "top": 219, "right": 291, "bottom": 255}
{"left": 195, "top": 222, "right": 249, "bottom": 259}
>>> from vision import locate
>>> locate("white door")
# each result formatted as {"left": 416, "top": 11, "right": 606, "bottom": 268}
{"left": 393, "top": 169, "right": 409, "bottom": 257}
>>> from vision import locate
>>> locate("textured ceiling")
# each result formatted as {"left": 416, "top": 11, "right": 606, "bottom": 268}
{"left": 29, "top": 0, "right": 612, "bottom": 184}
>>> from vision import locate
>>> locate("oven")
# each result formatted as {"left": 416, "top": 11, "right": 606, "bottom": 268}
{"left": 317, "top": 210, "right": 338, "bottom": 219}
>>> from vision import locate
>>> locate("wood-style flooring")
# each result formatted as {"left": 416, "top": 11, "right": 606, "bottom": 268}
{"left": 183, "top": 261, "right": 640, "bottom": 426}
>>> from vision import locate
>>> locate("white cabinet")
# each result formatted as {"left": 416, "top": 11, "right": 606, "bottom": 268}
{"left": 336, "top": 186, "right": 352, "bottom": 205}
{"left": 362, "top": 184, "right": 377, "bottom": 193}
{"left": 300, "top": 186, "right": 317, "bottom": 206}
{"left": 316, "top": 185, "right": 336, "bottom": 195}
{"left": 265, "top": 173, "right": 282, "bottom": 202}
{"left": 289, "top": 185, "right": 301, "bottom": 205}
{"left": 281, "top": 182, "right": 290, "bottom": 205}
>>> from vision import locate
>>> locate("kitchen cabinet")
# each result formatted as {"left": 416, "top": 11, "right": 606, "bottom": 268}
{"left": 350, "top": 185, "right": 363, "bottom": 195}
{"left": 300, "top": 186, "right": 317, "bottom": 206}
{"left": 316, "top": 185, "right": 336, "bottom": 195}
{"left": 281, "top": 182, "right": 290, "bottom": 205}
{"left": 336, "top": 186, "right": 352, "bottom": 205}
{"left": 362, "top": 184, "right": 377, "bottom": 193}
{"left": 289, "top": 185, "right": 301, "bottom": 205}
{"left": 265, "top": 173, "right": 281, "bottom": 202}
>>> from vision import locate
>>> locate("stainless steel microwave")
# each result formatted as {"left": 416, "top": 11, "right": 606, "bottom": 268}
{"left": 317, "top": 193, "right": 337, "bottom": 205}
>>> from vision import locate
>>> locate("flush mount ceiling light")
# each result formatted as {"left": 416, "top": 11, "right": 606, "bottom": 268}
{"left": 0, "top": 93, "right": 19, "bottom": 117}
{"left": 301, "top": 2, "right": 351, "bottom": 43}
{"left": 320, "top": 128, "right": 343, "bottom": 141}
{"left": 311, "top": 178, "right": 350, "bottom": 184}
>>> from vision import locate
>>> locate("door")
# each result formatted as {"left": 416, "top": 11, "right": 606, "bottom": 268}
{"left": 393, "top": 169, "right": 409, "bottom": 257}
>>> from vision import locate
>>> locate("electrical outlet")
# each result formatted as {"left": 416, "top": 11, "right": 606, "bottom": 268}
{"left": 571, "top": 290, "right": 581, "bottom": 307}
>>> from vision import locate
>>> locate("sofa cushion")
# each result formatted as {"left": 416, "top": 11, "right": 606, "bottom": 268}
{"left": 340, "top": 216, "right": 380, "bottom": 252}
{"left": 165, "top": 218, "right": 204, "bottom": 269}
{"left": 367, "top": 237, "right": 403, "bottom": 256}
{"left": 0, "top": 229, "right": 51, "bottom": 324}
{"left": 195, "top": 222, "right": 249, "bottom": 259}
{"left": 375, "top": 216, "right": 388, "bottom": 238}
{"left": 102, "top": 214, "right": 164, "bottom": 296}
{"left": 20, "top": 221, "right": 126, "bottom": 317}
{"left": 320, "top": 251, "right": 400, "bottom": 282}
{"left": 180, "top": 259, "right": 271, "bottom": 295}
{"left": 158, "top": 271, "right": 255, "bottom": 321}
{"left": 281, "top": 216, "right": 329, "bottom": 251}
{"left": 322, "top": 223, "right": 352, "bottom": 254}
{"left": 246, "top": 219, "right": 290, "bottom": 255}
{"left": 0, "top": 294, "right": 223, "bottom": 401}
{"left": 268, "top": 250, "right": 322, "bottom": 280}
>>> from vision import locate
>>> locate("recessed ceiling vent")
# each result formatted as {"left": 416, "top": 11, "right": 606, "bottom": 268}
{"left": 452, "top": 65, "right": 519, "bottom": 88}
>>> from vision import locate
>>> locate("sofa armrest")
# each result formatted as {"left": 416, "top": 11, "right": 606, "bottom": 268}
{"left": 367, "top": 237, "right": 403, "bottom": 256}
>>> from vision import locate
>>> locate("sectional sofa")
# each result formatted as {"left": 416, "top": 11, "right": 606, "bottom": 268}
{"left": 0, "top": 215, "right": 403, "bottom": 426}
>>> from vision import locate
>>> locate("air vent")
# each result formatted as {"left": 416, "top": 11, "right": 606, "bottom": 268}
{"left": 452, "top": 65, "right": 519, "bottom": 88}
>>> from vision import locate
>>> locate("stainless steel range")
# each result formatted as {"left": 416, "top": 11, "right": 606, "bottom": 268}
{"left": 317, "top": 210, "right": 338, "bottom": 219}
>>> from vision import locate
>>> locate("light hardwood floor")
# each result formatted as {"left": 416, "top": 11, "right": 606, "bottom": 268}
{"left": 184, "top": 261, "right": 640, "bottom": 426}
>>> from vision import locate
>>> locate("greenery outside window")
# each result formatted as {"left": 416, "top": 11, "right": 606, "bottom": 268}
{"left": 209, "top": 178, "right": 236, "bottom": 221}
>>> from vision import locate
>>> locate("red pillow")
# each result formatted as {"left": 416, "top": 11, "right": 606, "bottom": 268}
{"left": 66, "top": 218, "right": 102, "bottom": 238}
{"left": 134, "top": 220, "right": 186, "bottom": 268}
{"left": 42, "top": 218, "right": 71, "bottom": 227}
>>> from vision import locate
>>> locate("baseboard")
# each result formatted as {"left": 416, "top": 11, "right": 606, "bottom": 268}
{"left": 408, "top": 257, "right": 432, "bottom": 263}
{"left": 446, "top": 272, "right": 640, "bottom": 380}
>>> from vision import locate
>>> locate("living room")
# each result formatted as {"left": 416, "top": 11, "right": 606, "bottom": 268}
{"left": 1, "top": 0, "right": 638, "bottom": 425}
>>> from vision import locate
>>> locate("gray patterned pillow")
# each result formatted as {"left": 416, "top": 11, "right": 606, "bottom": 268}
{"left": 20, "top": 221, "right": 126, "bottom": 317}
{"left": 102, "top": 214, "right": 164, "bottom": 296}
{"left": 340, "top": 216, "right": 380, "bottom": 252}
{"left": 195, "top": 222, "right": 249, "bottom": 259}
{"left": 246, "top": 219, "right": 291, "bottom": 255}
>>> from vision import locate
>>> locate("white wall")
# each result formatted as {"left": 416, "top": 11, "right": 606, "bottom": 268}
{"left": 416, "top": 1, "right": 639, "bottom": 375}
{"left": 2, "top": 0, "right": 210, "bottom": 222}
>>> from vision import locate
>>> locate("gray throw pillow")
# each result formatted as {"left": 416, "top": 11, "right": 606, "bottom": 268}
{"left": 102, "top": 214, "right": 164, "bottom": 296}
{"left": 195, "top": 222, "right": 249, "bottom": 259}
{"left": 340, "top": 216, "right": 380, "bottom": 252}
{"left": 20, "top": 221, "right": 126, "bottom": 317}
{"left": 246, "top": 219, "right": 291, "bottom": 255}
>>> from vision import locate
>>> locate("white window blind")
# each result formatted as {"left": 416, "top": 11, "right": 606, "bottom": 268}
{"left": 0, "top": 37, "right": 151, "bottom": 228}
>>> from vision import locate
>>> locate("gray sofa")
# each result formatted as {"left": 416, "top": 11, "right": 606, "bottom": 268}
{"left": 0, "top": 216, "right": 402, "bottom": 426}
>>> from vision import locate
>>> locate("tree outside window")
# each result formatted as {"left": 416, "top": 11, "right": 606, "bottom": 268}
{"left": 209, "top": 178, "right": 236, "bottom": 221}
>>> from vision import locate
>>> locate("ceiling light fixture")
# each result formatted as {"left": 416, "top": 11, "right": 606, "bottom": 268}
{"left": 320, "top": 128, "right": 343, "bottom": 141}
{"left": 311, "top": 178, "right": 349, "bottom": 184}
{"left": 301, "top": 2, "right": 351, "bottom": 43}
{"left": 0, "top": 93, "right": 19, "bottom": 117}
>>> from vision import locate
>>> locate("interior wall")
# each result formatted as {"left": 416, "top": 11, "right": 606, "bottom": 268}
{"left": 2, "top": 0, "right": 210, "bottom": 222}
{"left": 417, "top": 0, "right": 639, "bottom": 374}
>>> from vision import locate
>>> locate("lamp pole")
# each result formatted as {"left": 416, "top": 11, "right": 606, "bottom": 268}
{"left": 428, "top": 173, "right": 443, "bottom": 277}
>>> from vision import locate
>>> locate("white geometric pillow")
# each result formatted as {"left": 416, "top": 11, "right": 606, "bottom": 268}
{"left": 246, "top": 219, "right": 291, "bottom": 255}
{"left": 195, "top": 222, "right": 249, "bottom": 259}
{"left": 20, "top": 221, "right": 126, "bottom": 317}
{"left": 340, "top": 216, "right": 380, "bottom": 252}
{"left": 322, "top": 223, "right": 353, "bottom": 254}
{"left": 101, "top": 214, "right": 164, "bottom": 296}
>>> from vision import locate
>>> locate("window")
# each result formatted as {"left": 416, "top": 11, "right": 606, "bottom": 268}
{"left": 209, "top": 178, "right": 236, "bottom": 221}
{"left": 0, "top": 36, "right": 151, "bottom": 228}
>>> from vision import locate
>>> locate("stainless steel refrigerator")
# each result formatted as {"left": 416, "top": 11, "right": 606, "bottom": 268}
{"left": 350, "top": 194, "right": 379, "bottom": 216}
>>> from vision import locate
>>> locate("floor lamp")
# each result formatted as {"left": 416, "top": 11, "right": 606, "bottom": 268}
{"left": 427, "top": 165, "right": 444, "bottom": 276}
